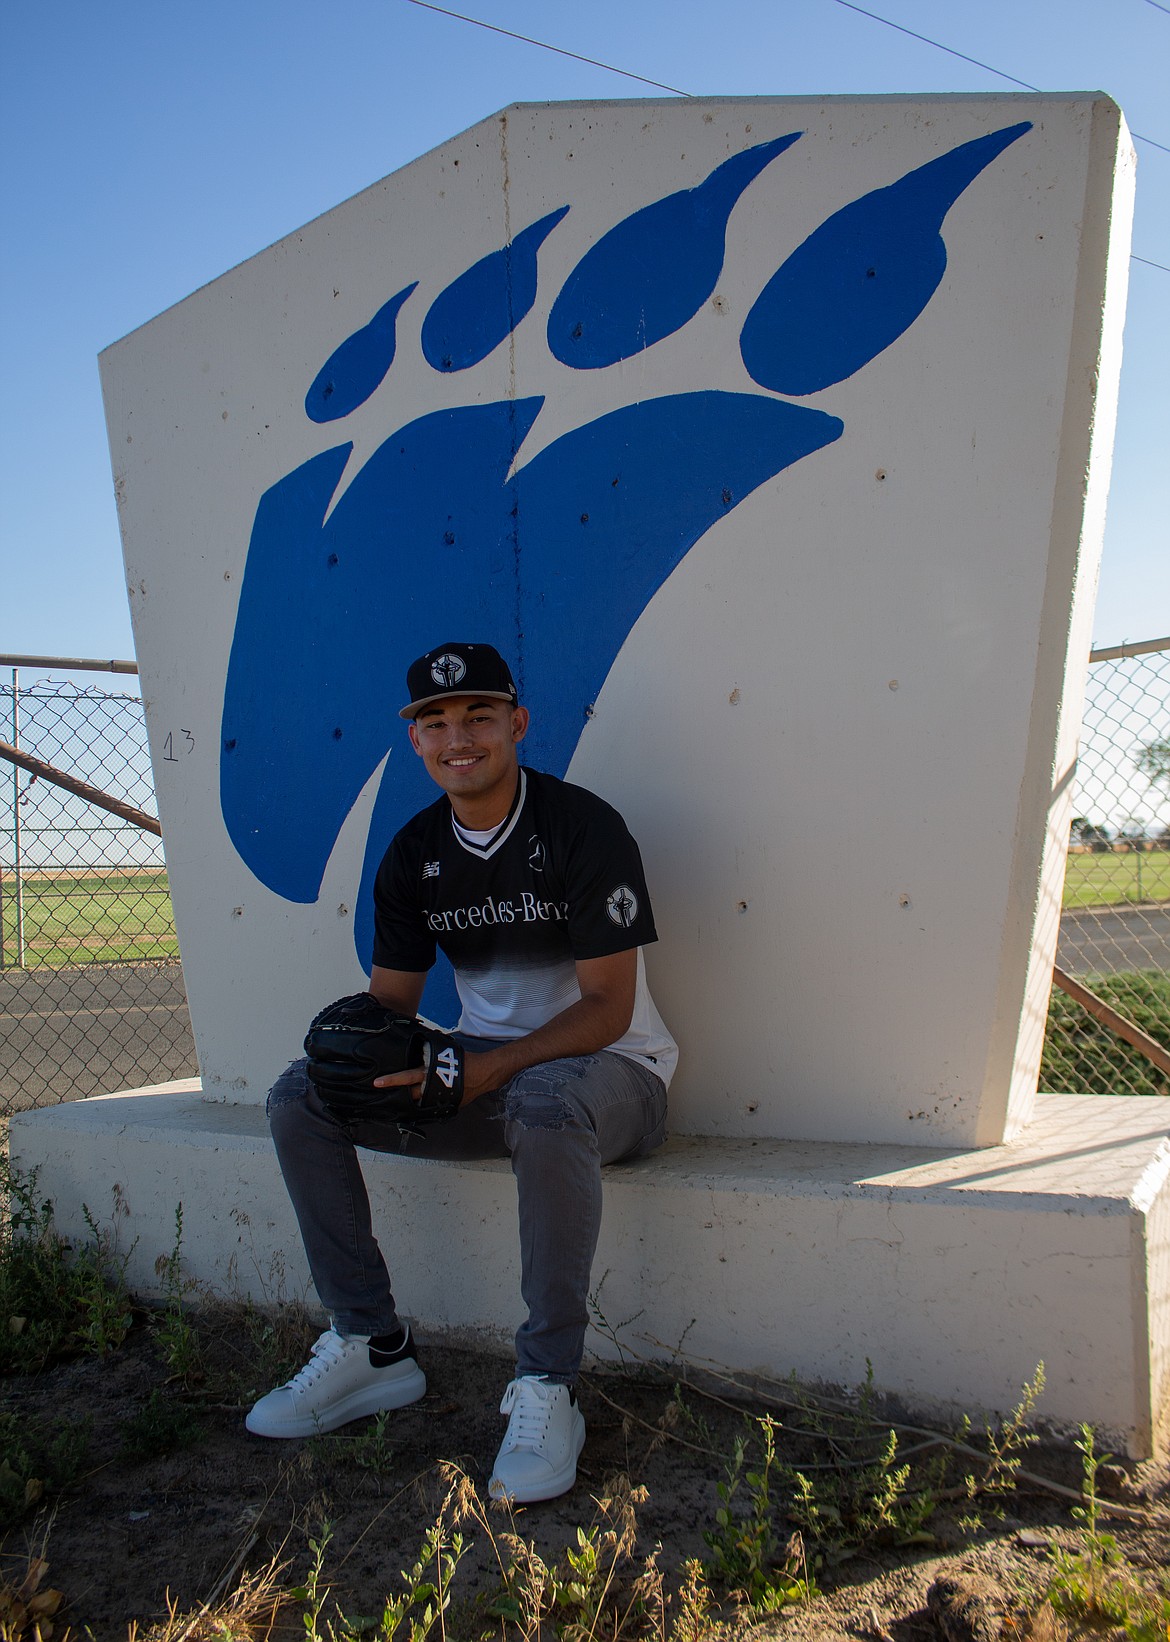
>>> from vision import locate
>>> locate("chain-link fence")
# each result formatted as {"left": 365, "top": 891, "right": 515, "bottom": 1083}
{"left": 1, "top": 668, "right": 196, "bottom": 1115}
{"left": 1045, "top": 637, "right": 1170, "bottom": 1096}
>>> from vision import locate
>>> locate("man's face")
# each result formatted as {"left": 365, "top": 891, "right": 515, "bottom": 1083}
{"left": 408, "top": 696, "right": 529, "bottom": 814}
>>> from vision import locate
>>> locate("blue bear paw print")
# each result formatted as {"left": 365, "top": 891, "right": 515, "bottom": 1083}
{"left": 221, "top": 118, "right": 1031, "bottom": 981}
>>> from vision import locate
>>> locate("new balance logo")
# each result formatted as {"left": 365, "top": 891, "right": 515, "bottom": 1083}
{"left": 423, "top": 861, "right": 441, "bottom": 878}
{"left": 434, "top": 1046, "right": 460, "bottom": 1089}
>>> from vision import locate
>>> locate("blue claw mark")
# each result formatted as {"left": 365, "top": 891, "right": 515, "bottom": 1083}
{"left": 304, "top": 283, "right": 418, "bottom": 423}
{"left": 740, "top": 122, "right": 1031, "bottom": 396}
{"left": 547, "top": 134, "right": 802, "bottom": 370}
{"left": 422, "top": 206, "right": 569, "bottom": 372}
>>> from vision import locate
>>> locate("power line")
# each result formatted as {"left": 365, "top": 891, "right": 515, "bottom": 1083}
{"left": 403, "top": 0, "right": 692, "bottom": 97}
{"left": 1144, "top": 0, "right": 1170, "bottom": 15}
{"left": 1133, "top": 254, "right": 1170, "bottom": 273}
{"left": 831, "top": 0, "right": 1168, "bottom": 156}
{"left": 832, "top": 0, "right": 1039, "bottom": 89}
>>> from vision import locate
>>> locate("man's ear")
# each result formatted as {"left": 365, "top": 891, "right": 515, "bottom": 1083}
{"left": 511, "top": 706, "right": 530, "bottom": 743}
{"left": 408, "top": 721, "right": 423, "bottom": 755}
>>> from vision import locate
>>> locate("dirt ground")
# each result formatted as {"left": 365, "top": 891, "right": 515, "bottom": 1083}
{"left": 3, "top": 1305, "right": 1168, "bottom": 1641}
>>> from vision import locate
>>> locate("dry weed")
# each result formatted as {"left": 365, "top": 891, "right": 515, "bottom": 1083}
{"left": 125, "top": 1549, "right": 292, "bottom": 1642}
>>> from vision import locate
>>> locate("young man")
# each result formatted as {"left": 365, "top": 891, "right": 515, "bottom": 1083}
{"left": 247, "top": 641, "right": 677, "bottom": 1503}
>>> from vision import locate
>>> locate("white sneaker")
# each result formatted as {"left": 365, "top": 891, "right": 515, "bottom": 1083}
{"left": 245, "top": 1326, "right": 426, "bottom": 1438}
{"left": 488, "top": 1376, "right": 586, "bottom": 1503}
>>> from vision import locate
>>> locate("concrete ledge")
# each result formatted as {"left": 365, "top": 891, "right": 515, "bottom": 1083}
{"left": 11, "top": 1087, "right": 1170, "bottom": 1455}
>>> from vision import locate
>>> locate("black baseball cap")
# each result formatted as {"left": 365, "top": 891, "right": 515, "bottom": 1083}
{"left": 399, "top": 642, "right": 519, "bottom": 721}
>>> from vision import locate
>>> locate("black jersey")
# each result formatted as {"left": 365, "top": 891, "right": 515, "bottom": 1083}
{"left": 372, "top": 768, "right": 677, "bottom": 1084}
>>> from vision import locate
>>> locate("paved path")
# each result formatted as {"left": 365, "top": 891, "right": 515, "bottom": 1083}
{"left": 0, "top": 961, "right": 196, "bottom": 1114}
{"left": 1056, "top": 903, "right": 1170, "bottom": 976}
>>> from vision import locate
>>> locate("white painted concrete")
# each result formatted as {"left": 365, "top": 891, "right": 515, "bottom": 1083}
{"left": 13, "top": 1087, "right": 1168, "bottom": 1455}
{"left": 99, "top": 94, "right": 1134, "bottom": 1149}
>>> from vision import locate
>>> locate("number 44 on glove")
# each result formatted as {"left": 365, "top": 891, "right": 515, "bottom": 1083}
{"left": 303, "top": 992, "right": 465, "bottom": 1126}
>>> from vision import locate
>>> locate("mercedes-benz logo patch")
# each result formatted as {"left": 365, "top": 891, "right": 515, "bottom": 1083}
{"left": 528, "top": 835, "right": 546, "bottom": 871}
{"left": 431, "top": 653, "right": 467, "bottom": 688}
{"left": 606, "top": 885, "right": 638, "bottom": 927}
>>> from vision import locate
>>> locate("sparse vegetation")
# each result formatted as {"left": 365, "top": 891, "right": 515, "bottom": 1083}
{"left": 308, "top": 1408, "right": 399, "bottom": 1478}
{"left": 775, "top": 1362, "right": 942, "bottom": 1562}
{"left": 152, "top": 1203, "right": 204, "bottom": 1386}
{"left": 703, "top": 1416, "right": 817, "bottom": 1611}
{"left": 0, "top": 1409, "right": 91, "bottom": 1529}
{"left": 452, "top": 1465, "right": 732, "bottom": 1642}
{"left": 0, "top": 1174, "right": 1166, "bottom": 1640}
{"left": 966, "top": 1360, "right": 1046, "bottom": 1509}
{"left": 0, "top": 1157, "right": 133, "bottom": 1373}
{"left": 122, "top": 1547, "right": 294, "bottom": 1642}
{"left": 1046, "top": 1423, "right": 1170, "bottom": 1639}
{"left": 118, "top": 1388, "right": 204, "bottom": 1464}
{"left": 1040, "top": 969, "right": 1170, "bottom": 1096}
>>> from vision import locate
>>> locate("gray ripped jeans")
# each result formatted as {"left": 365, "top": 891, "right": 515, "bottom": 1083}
{"left": 267, "top": 1039, "right": 667, "bottom": 1383}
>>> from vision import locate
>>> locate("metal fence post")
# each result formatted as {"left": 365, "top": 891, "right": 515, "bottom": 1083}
{"left": 10, "top": 667, "right": 24, "bottom": 968}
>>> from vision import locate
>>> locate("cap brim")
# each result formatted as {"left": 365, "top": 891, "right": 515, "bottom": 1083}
{"left": 398, "top": 689, "right": 517, "bottom": 722}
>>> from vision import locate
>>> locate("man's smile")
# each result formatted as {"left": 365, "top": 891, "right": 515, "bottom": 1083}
{"left": 407, "top": 695, "right": 530, "bottom": 828}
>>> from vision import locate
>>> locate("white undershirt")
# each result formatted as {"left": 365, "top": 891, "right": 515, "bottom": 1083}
{"left": 452, "top": 819, "right": 501, "bottom": 848}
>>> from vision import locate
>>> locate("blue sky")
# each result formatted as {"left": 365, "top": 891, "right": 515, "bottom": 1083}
{"left": 2, "top": 0, "right": 1166, "bottom": 662}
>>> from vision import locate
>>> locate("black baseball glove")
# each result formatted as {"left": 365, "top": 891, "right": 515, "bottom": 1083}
{"left": 303, "top": 992, "right": 465, "bottom": 1126}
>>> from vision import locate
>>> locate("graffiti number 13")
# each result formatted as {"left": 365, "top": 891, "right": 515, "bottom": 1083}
{"left": 163, "top": 729, "right": 195, "bottom": 763}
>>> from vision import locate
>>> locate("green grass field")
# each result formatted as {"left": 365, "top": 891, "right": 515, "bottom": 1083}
{"left": 0, "top": 869, "right": 179, "bottom": 967}
{"left": 1062, "top": 849, "right": 1170, "bottom": 908}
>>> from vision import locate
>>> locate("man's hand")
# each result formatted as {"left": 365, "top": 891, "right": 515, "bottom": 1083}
{"left": 372, "top": 1051, "right": 498, "bottom": 1107}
